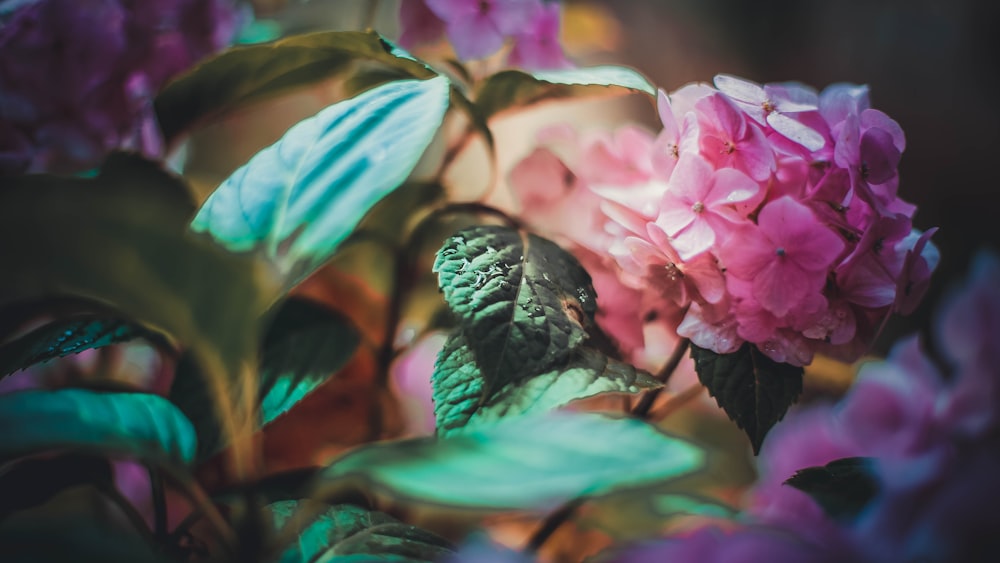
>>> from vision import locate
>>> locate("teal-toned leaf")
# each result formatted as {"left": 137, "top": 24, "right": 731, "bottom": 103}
{"left": 475, "top": 65, "right": 656, "bottom": 120}
{"left": 191, "top": 76, "right": 451, "bottom": 289}
{"left": 0, "top": 155, "right": 276, "bottom": 464}
{"left": 690, "top": 343, "right": 804, "bottom": 454}
{"left": 268, "top": 501, "right": 453, "bottom": 563}
{"left": 315, "top": 412, "right": 703, "bottom": 511}
{"left": 433, "top": 332, "right": 658, "bottom": 436}
{"left": 0, "top": 389, "right": 197, "bottom": 465}
{"left": 785, "top": 457, "right": 879, "bottom": 521}
{"left": 154, "top": 30, "right": 436, "bottom": 143}
{"left": 432, "top": 225, "right": 597, "bottom": 396}
{"left": 651, "top": 493, "right": 737, "bottom": 520}
{"left": 260, "top": 298, "right": 360, "bottom": 426}
{"left": 0, "top": 316, "right": 160, "bottom": 378}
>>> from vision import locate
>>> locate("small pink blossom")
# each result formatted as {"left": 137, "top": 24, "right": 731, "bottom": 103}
{"left": 397, "top": 0, "right": 447, "bottom": 49}
{"left": 721, "top": 196, "right": 845, "bottom": 317}
{"left": 695, "top": 91, "right": 776, "bottom": 181}
{"left": 714, "top": 74, "right": 825, "bottom": 151}
{"left": 655, "top": 153, "right": 760, "bottom": 260}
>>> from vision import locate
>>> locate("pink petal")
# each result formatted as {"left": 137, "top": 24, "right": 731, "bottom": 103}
{"left": 398, "top": 0, "right": 447, "bottom": 48}
{"left": 657, "top": 89, "right": 679, "bottom": 140}
{"left": 697, "top": 92, "right": 747, "bottom": 139}
{"left": 705, "top": 167, "right": 760, "bottom": 211}
{"left": 445, "top": 13, "right": 504, "bottom": 60}
{"left": 861, "top": 109, "right": 905, "bottom": 152}
{"left": 714, "top": 73, "right": 767, "bottom": 105}
{"left": 819, "top": 83, "right": 870, "bottom": 125}
{"left": 666, "top": 152, "right": 713, "bottom": 202}
{"left": 753, "top": 259, "right": 812, "bottom": 317}
{"left": 670, "top": 216, "right": 716, "bottom": 261}
{"left": 757, "top": 197, "right": 845, "bottom": 272}
{"left": 766, "top": 81, "right": 819, "bottom": 113}
{"left": 718, "top": 224, "right": 774, "bottom": 279}
{"left": 734, "top": 122, "right": 777, "bottom": 181}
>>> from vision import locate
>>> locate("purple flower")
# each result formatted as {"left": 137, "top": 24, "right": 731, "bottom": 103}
{"left": 0, "top": 0, "right": 239, "bottom": 175}
{"left": 424, "top": 0, "right": 541, "bottom": 60}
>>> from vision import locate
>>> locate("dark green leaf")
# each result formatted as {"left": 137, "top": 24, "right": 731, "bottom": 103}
{"left": 314, "top": 412, "right": 703, "bottom": 511}
{"left": 154, "top": 30, "right": 435, "bottom": 143}
{"left": 785, "top": 457, "right": 879, "bottom": 521}
{"left": 690, "top": 343, "right": 804, "bottom": 454}
{"left": 0, "top": 389, "right": 197, "bottom": 465}
{"left": 0, "top": 315, "right": 161, "bottom": 378}
{"left": 475, "top": 65, "right": 655, "bottom": 120}
{"left": 268, "top": 501, "right": 453, "bottom": 563}
{"left": 432, "top": 225, "right": 597, "bottom": 396}
{"left": 0, "top": 453, "right": 112, "bottom": 519}
{"left": 212, "top": 467, "right": 323, "bottom": 505}
{"left": 433, "top": 332, "right": 659, "bottom": 436}
{"left": 0, "top": 155, "right": 278, "bottom": 463}
{"left": 191, "top": 76, "right": 451, "bottom": 289}
{"left": 260, "top": 298, "right": 359, "bottom": 425}
{"left": 0, "top": 486, "right": 173, "bottom": 563}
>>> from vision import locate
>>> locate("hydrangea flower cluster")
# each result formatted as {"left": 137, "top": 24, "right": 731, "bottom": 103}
{"left": 0, "top": 0, "right": 239, "bottom": 175}
{"left": 507, "top": 76, "right": 938, "bottom": 366}
{"left": 398, "top": 0, "right": 571, "bottom": 70}
{"left": 612, "top": 251, "right": 1000, "bottom": 562}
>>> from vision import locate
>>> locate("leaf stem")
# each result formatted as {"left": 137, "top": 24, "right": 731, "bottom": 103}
{"left": 526, "top": 338, "right": 693, "bottom": 555}
{"left": 148, "top": 464, "right": 168, "bottom": 542}
{"left": 631, "top": 338, "right": 691, "bottom": 419}
{"left": 524, "top": 497, "right": 586, "bottom": 553}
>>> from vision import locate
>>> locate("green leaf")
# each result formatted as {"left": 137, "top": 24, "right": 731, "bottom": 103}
{"left": 154, "top": 30, "right": 436, "bottom": 143}
{"left": 432, "top": 225, "right": 597, "bottom": 396}
{"left": 690, "top": 343, "right": 804, "bottom": 455}
{"left": 0, "top": 156, "right": 275, "bottom": 463}
{"left": 191, "top": 75, "right": 451, "bottom": 289}
{"left": 0, "top": 315, "right": 160, "bottom": 379}
{"left": 784, "top": 457, "right": 879, "bottom": 521}
{"left": 475, "top": 65, "right": 656, "bottom": 120}
{"left": 651, "top": 493, "right": 736, "bottom": 520}
{"left": 268, "top": 501, "right": 453, "bottom": 563}
{"left": 433, "top": 332, "right": 659, "bottom": 436}
{"left": 260, "top": 297, "right": 360, "bottom": 426}
{"left": 0, "top": 454, "right": 112, "bottom": 519}
{"left": 0, "top": 389, "right": 197, "bottom": 465}
{"left": 314, "top": 412, "right": 703, "bottom": 511}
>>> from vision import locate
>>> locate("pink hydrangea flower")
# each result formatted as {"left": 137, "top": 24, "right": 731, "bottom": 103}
{"left": 0, "top": 0, "right": 239, "bottom": 175}
{"left": 507, "top": 77, "right": 934, "bottom": 366}
{"left": 397, "top": 0, "right": 447, "bottom": 49}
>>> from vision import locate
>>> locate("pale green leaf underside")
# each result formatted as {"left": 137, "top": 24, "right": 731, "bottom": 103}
{"left": 0, "top": 389, "right": 196, "bottom": 465}
{"left": 268, "top": 501, "right": 452, "bottom": 563}
{"left": 319, "top": 412, "right": 703, "bottom": 511}
{"left": 433, "top": 334, "right": 659, "bottom": 436}
{"left": 531, "top": 66, "right": 657, "bottom": 96}
{"left": 191, "top": 76, "right": 450, "bottom": 288}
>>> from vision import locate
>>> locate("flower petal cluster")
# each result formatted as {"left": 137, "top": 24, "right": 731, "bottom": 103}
{"left": 0, "top": 0, "right": 239, "bottom": 175}
{"left": 508, "top": 76, "right": 937, "bottom": 366}
{"left": 398, "top": 0, "right": 571, "bottom": 69}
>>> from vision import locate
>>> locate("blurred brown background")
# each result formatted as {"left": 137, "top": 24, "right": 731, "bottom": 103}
{"left": 250, "top": 0, "right": 1000, "bottom": 352}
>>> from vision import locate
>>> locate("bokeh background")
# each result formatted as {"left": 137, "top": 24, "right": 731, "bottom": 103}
{"left": 239, "top": 0, "right": 1000, "bottom": 354}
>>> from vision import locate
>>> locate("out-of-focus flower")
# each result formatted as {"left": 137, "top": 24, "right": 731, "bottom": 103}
{"left": 0, "top": 0, "right": 239, "bottom": 175}
{"left": 398, "top": 0, "right": 571, "bottom": 70}
{"left": 611, "top": 251, "right": 1000, "bottom": 563}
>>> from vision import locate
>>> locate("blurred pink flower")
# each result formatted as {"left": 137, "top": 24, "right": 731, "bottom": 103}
{"left": 508, "top": 1, "right": 571, "bottom": 70}
{"left": 424, "top": 0, "right": 541, "bottom": 60}
{"left": 397, "top": 0, "right": 447, "bottom": 49}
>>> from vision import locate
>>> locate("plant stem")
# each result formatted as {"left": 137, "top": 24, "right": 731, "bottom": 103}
{"left": 361, "top": 0, "right": 380, "bottom": 30}
{"left": 631, "top": 338, "right": 691, "bottom": 419}
{"left": 525, "top": 338, "right": 692, "bottom": 555}
{"left": 148, "top": 464, "right": 168, "bottom": 542}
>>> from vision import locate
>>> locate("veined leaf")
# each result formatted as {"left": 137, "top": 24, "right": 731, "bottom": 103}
{"left": 0, "top": 315, "right": 160, "bottom": 379}
{"left": 191, "top": 76, "right": 451, "bottom": 289}
{"left": 0, "top": 389, "right": 197, "bottom": 465}
{"left": 155, "top": 30, "right": 435, "bottom": 143}
{"left": 433, "top": 333, "right": 658, "bottom": 436}
{"left": 268, "top": 501, "right": 453, "bottom": 563}
{"left": 432, "top": 225, "right": 596, "bottom": 395}
{"left": 260, "top": 297, "right": 360, "bottom": 426}
{"left": 475, "top": 65, "right": 656, "bottom": 120}
{"left": 691, "top": 343, "right": 804, "bottom": 454}
{"left": 314, "top": 412, "right": 703, "bottom": 511}
{"left": 785, "top": 457, "right": 879, "bottom": 521}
